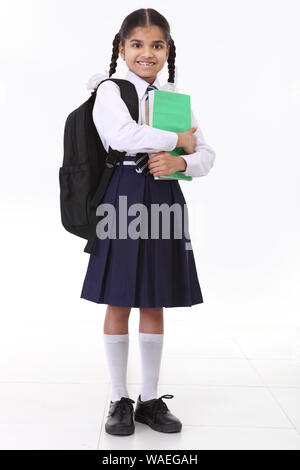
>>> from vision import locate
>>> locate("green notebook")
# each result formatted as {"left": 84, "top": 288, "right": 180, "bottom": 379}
{"left": 148, "top": 89, "right": 193, "bottom": 181}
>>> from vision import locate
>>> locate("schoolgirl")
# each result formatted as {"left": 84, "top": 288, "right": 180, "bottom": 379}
{"left": 81, "top": 8, "right": 216, "bottom": 436}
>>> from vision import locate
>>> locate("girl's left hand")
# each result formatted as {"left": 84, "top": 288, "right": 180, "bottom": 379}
{"left": 148, "top": 152, "right": 187, "bottom": 177}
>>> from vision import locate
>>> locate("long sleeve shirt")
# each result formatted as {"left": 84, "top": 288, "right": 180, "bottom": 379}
{"left": 90, "top": 68, "right": 216, "bottom": 177}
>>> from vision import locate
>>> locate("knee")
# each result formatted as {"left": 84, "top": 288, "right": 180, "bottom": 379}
{"left": 140, "top": 307, "right": 163, "bottom": 317}
{"left": 107, "top": 305, "right": 131, "bottom": 319}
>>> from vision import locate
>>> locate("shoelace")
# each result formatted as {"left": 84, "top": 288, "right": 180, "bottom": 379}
{"left": 109, "top": 397, "right": 135, "bottom": 418}
{"left": 151, "top": 394, "right": 174, "bottom": 418}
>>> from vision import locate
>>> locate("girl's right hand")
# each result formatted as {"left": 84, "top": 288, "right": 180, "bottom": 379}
{"left": 177, "top": 126, "right": 198, "bottom": 154}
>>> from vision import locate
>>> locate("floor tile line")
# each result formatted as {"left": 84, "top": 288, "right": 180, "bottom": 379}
{"left": 263, "top": 385, "right": 300, "bottom": 436}
{"left": 1, "top": 381, "right": 299, "bottom": 390}
{"left": 98, "top": 385, "right": 110, "bottom": 450}
{"left": 170, "top": 424, "right": 295, "bottom": 430}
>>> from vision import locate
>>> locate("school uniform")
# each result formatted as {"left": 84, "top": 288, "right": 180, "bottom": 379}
{"left": 80, "top": 69, "right": 216, "bottom": 308}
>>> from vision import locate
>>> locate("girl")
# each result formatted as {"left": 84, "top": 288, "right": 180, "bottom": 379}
{"left": 81, "top": 8, "right": 216, "bottom": 436}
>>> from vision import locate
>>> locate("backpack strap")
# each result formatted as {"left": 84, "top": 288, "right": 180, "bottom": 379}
{"left": 83, "top": 78, "right": 139, "bottom": 254}
{"left": 103, "top": 78, "right": 139, "bottom": 122}
{"left": 97, "top": 78, "right": 139, "bottom": 167}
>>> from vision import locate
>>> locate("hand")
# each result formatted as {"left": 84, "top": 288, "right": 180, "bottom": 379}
{"left": 148, "top": 152, "right": 187, "bottom": 177}
{"left": 178, "top": 126, "right": 198, "bottom": 154}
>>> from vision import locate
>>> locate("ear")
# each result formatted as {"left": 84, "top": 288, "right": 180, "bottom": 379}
{"left": 119, "top": 43, "right": 124, "bottom": 59}
{"left": 166, "top": 44, "right": 170, "bottom": 61}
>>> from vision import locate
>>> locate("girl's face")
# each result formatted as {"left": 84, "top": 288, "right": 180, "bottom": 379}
{"left": 119, "top": 25, "right": 170, "bottom": 85}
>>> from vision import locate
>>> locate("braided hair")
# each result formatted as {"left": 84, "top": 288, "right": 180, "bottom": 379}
{"left": 108, "top": 8, "right": 176, "bottom": 84}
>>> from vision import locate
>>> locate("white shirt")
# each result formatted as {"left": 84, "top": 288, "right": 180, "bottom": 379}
{"left": 91, "top": 69, "right": 216, "bottom": 177}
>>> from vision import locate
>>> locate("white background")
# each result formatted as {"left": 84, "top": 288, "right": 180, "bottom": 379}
{"left": 0, "top": 0, "right": 300, "bottom": 450}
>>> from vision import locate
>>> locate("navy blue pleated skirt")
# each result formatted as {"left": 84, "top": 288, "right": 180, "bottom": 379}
{"left": 80, "top": 156, "right": 203, "bottom": 308}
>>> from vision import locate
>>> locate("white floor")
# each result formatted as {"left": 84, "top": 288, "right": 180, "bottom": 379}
{"left": 1, "top": 306, "right": 300, "bottom": 450}
{"left": 1, "top": 210, "right": 300, "bottom": 450}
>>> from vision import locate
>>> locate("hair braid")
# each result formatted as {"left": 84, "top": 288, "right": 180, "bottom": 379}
{"left": 167, "top": 37, "right": 176, "bottom": 83}
{"left": 109, "top": 32, "right": 120, "bottom": 77}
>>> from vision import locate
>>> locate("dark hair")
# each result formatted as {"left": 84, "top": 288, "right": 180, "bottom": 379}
{"left": 108, "top": 8, "right": 176, "bottom": 83}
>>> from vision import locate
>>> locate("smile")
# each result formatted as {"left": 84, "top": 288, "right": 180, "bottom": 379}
{"left": 137, "top": 62, "right": 155, "bottom": 67}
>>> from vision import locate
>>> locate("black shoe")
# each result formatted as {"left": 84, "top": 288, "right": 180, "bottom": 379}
{"left": 105, "top": 396, "right": 135, "bottom": 436}
{"left": 134, "top": 394, "right": 182, "bottom": 433}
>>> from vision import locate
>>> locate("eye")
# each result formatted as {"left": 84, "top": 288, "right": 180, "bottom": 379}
{"left": 132, "top": 44, "right": 163, "bottom": 49}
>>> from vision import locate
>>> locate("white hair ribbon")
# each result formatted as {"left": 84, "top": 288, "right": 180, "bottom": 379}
{"left": 85, "top": 70, "right": 110, "bottom": 91}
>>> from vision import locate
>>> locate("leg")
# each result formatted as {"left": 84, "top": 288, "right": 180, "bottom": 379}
{"left": 138, "top": 307, "right": 164, "bottom": 401}
{"left": 103, "top": 305, "right": 131, "bottom": 402}
{"left": 104, "top": 304, "right": 131, "bottom": 334}
{"left": 139, "top": 307, "right": 164, "bottom": 333}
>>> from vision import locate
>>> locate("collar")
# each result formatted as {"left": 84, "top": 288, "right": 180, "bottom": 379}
{"left": 125, "top": 69, "right": 161, "bottom": 100}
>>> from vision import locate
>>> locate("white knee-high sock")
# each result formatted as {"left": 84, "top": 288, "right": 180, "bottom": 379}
{"left": 138, "top": 332, "right": 164, "bottom": 401}
{"left": 103, "top": 333, "right": 129, "bottom": 402}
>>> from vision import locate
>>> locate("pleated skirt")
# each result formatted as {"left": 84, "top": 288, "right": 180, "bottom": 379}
{"left": 80, "top": 156, "right": 203, "bottom": 308}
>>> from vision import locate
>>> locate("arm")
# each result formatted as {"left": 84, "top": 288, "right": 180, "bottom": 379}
{"left": 92, "top": 80, "right": 179, "bottom": 154}
{"left": 179, "top": 109, "right": 216, "bottom": 177}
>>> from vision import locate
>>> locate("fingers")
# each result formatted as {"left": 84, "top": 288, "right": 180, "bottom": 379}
{"left": 149, "top": 161, "right": 161, "bottom": 169}
{"left": 149, "top": 152, "right": 160, "bottom": 157}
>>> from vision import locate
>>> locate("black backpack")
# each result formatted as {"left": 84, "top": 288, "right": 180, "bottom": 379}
{"left": 59, "top": 78, "right": 140, "bottom": 254}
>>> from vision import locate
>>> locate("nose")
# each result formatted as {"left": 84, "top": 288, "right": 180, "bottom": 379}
{"left": 141, "top": 46, "right": 155, "bottom": 58}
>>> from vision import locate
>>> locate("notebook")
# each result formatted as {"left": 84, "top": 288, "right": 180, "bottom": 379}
{"left": 147, "top": 89, "right": 193, "bottom": 181}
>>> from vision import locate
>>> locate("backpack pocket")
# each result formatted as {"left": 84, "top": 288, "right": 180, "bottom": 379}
{"left": 59, "top": 161, "right": 91, "bottom": 231}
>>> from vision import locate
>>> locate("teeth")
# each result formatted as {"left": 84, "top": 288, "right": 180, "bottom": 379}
{"left": 138, "top": 62, "right": 154, "bottom": 66}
